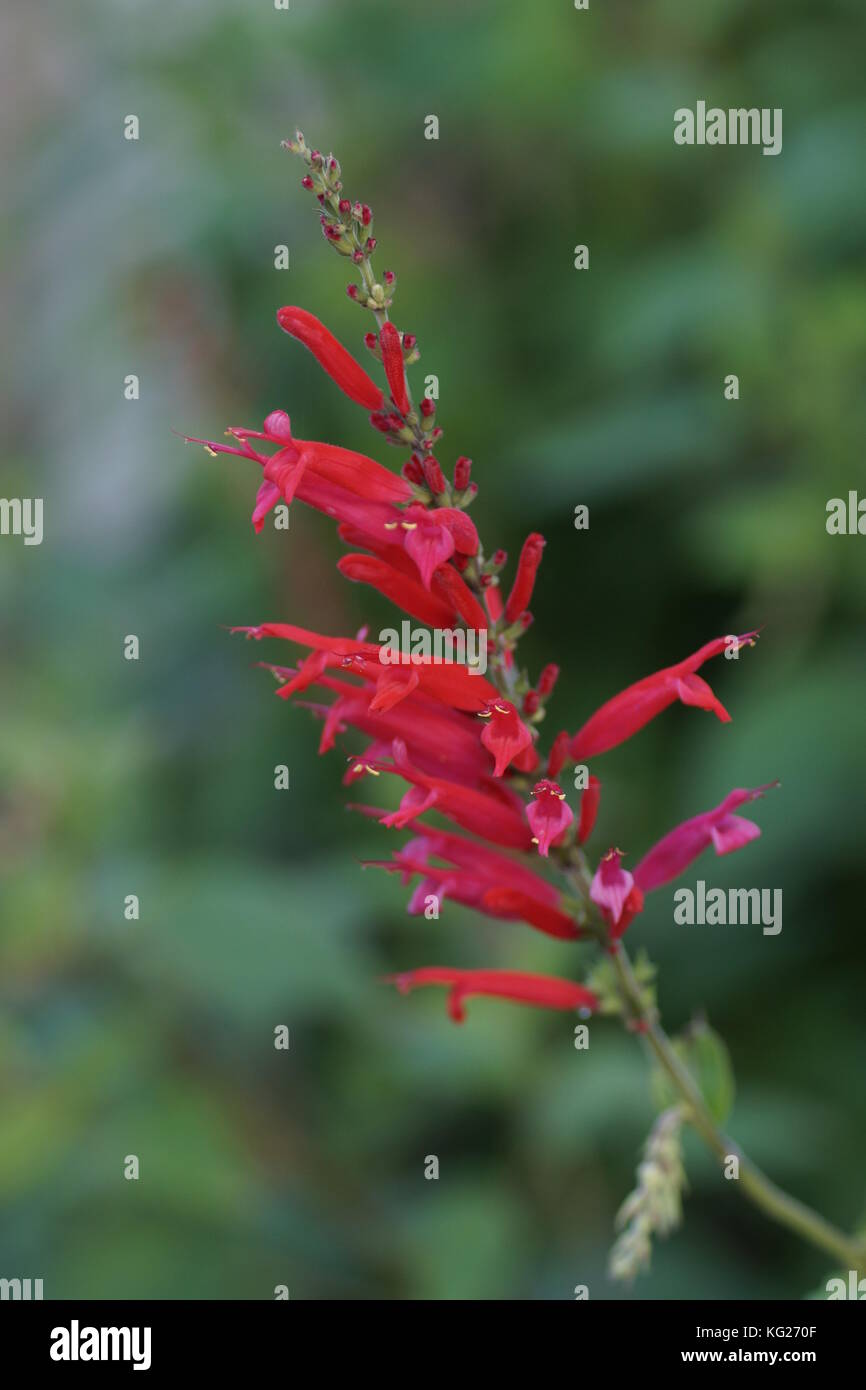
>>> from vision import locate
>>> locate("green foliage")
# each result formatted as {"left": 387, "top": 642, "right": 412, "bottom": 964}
{"left": 2, "top": 0, "right": 865, "bottom": 1299}
{"left": 651, "top": 1020, "right": 736, "bottom": 1128}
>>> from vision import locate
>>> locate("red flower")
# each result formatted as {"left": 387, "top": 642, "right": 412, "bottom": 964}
{"left": 526, "top": 779, "right": 573, "bottom": 856}
{"left": 505, "top": 532, "right": 546, "bottom": 623}
{"left": 378, "top": 321, "right": 411, "bottom": 415}
{"left": 633, "top": 783, "right": 776, "bottom": 893}
{"left": 577, "top": 775, "right": 602, "bottom": 844}
{"left": 371, "top": 841, "right": 580, "bottom": 941}
{"left": 590, "top": 848, "right": 642, "bottom": 936}
{"left": 337, "top": 553, "right": 457, "bottom": 627}
{"left": 370, "top": 738, "right": 533, "bottom": 848}
{"left": 571, "top": 632, "right": 759, "bottom": 760}
{"left": 388, "top": 504, "right": 479, "bottom": 589}
{"left": 387, "top": 967, "right": 598, "bottom": 1023}
{"left": 236, "top": 622, "right": 500, "bottom": 712}
{"left": 185, "top": 412, "right": 410, "bottom": 533}
{"left": 478, "top": 699, "right": 534, "bottom": 777}
{"left": 277, "top": 306, "right": 384, "bottom": 410}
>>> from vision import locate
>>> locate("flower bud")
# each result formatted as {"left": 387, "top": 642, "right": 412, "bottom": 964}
{"left": 538, "top": 663, "right": 560, "bottom": 697}
{"left": 402, "top": 457, "right": 425, "bottom": 485}
{"left": 454, "top": 455, "right": 471, "bottom": 489}
{"left": 422, "top": 455, "right": 446, "bottom": 495}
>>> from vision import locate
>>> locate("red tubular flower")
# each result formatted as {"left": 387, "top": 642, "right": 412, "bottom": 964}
{"left": 387, "top": 968, "right": 598, "bottom": 1023}
{"left": 186, "top": 413, "right": 411, "bottom": 533}
{"left": 505, "top": 532, "right": 546, "bottom": 623}
{"left": 303, "top": 680, "right": 493, "bottom": 784}
{"left": 478, "top": 699, "right": 534, "bottom": 777}
{"left": 372, "top": 845, "right": 579, "bottom": 941}
{"left": 277, "top": 307, "right": 384, "bottom": 410}
{"left": 431, "top": 564, "right": 489, "bottom": 632}
{"left": 379, "top": 321, "right": 411, "bottom": 415}
{"left": 526, "top": 779, "right": 574, "bottom": 856}
{"left": 398, "top": 824, "right": 561, "bottom": 901}
{"left": 633, "top": 783, "right": 777, "bottom": 893}
{"left": 337, "top": 553, "right": 457, "bottom": 627}
{"left": 570, "top": 632, "right": 760, "bottom": 760}
{"left": 547, "top": 730, "right": 571, "bottom": 778}
{"left": 371, "top": 739, "right": 533, "bottom": 848}
{"left": 238, "top": 622, "right": 500, "bottom": 713}
{"left": 481, "top": 887, "right": 581, "bottom": 940}
{"left": 577, "top": 774, "right": 601, "bottom": 844}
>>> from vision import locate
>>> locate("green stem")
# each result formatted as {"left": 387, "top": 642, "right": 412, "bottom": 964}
{"left": 610, "top": 941, "right": 866, "bottom": 1275}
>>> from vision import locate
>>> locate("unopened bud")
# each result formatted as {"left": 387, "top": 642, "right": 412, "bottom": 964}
{"left": 538, "top": 663, "right": 560, "bottom": 697}
{"left": 420, "top": 397, "right": 436, "bottom": 419}
{"left": 524, "top": 690, "right": 541, "bottom": 716}
{"left": 402, "top": 457, "right": 425, "bottom": 485}
{"left": 365, "top": 236, "right": 377, "bottom": 253}
{"left": 384, "top": 270, "right": 396, "bottom": 285}
{"left": 346, "top": 284, "right": 360, "bottom": 300}
{"left": 402, "top": 333, "right": 417, "bottom": 351}
{"left": 454, "top": 455, "right": 471, "bottom": 489}
{"left": 422, "top": 456, "right": 446, "bottom": 494}
{"left": 364, "top": 331, "right": 378, "bottom": 351}
{"left": 301, "top": 175, "right": 314, "bottom": 191}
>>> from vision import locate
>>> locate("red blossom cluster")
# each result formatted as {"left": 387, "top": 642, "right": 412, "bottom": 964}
{"left": 188, "top": 133, "right": 771, "bottom": 1026}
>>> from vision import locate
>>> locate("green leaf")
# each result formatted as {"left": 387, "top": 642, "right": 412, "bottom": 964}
{"left": 651, "top": 1019, "right": 735, "bottom": 1127}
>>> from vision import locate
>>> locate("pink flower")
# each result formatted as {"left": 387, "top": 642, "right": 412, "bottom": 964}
{"left": 478, "top": 700, "right": 534, "bottom": 777}
{"left": 527, "top": 779, "right": 574, "bottom": 856}
{"left": 571, "top": 632, "right": 759, "bottom": 760}
{"left": 633, "top": 783, "right": 777, "bottom": 892}
{"left": 590, "top": 848, "right": 644, "bottom": 938}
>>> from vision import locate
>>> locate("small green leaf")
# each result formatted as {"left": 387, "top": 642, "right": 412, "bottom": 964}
{"left": 651, "top": 1018, "right": 735, "bottom": 1127}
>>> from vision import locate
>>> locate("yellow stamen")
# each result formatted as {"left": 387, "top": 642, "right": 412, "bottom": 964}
{"left": 204, "top": 446, "right": 218, "bottom": 457}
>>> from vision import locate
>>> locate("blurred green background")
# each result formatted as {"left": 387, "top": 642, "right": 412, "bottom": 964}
{"left": 2, "top": 0, "right": 865, "bottom": 1300}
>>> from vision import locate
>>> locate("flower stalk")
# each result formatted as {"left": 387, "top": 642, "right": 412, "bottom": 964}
{"left": 191, "top": 129, "right": 866, "bottom": 1291}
